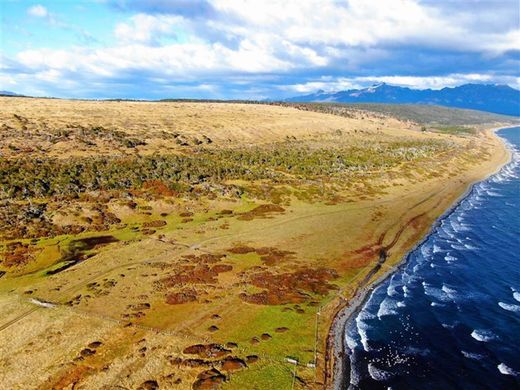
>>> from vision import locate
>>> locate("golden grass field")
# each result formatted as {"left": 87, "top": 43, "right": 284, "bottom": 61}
{"left": 0, "top": 97, "right": 512, "bottom": 389}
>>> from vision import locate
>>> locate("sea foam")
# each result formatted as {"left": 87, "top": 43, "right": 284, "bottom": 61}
{"left": 498, "top": 363, "right": 518, "bottom": 376}
{"left": 498, "top": 302, "right": 520, "bottom": 312}
{"left": 377, "top": 297, "right": 399, "bottom": 318}
{"left": 461, "top": 350, "right": 483, "bottom": 360}
{"left": 470, "top": 329, "right": 497, "bottom": 342}
{"left": 368, "top": 363, "right": 393, "bottom": 381}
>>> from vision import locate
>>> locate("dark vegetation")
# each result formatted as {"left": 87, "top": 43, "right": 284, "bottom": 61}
{"left": 0, "top": 198, "right": 121, "bottom": 240}
{"left": 432, "top": 125, "right": 477, "bottom": 135}
{"left": 0, "top": 122, "right": 147, "bottom": 152}
{"left": 0, "top": 133, "right": 455, "bottom": 242}
{"left": 0, "top": 140, "right": 448, "bottom": 199}
{"left": 47, "top": 235, "right": 119, "bottom": 275}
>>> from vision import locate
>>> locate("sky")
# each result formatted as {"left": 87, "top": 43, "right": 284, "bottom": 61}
{"left": 1, "top": 0, "right": 519, "bottom": 99}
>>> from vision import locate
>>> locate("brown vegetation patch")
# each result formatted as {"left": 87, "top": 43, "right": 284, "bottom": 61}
{"left": 166, "top": 290, "right": 198, "bottom": 305}
{"left": 182, "top": 253, "right": 226, "bottom": 264}
{"left": 1, "top": 241, "right": 37, "bottom": 267}
{"left": 128, "top": 302, "right": 151, "bottom": 311}
{"left": 255, "top": 247, "right": 295, "bottom": 266}
{"left": 192, "top": 369, "right": 226, "bottom": 390}
{"left": 246, "top": 355, "right": 259, "bottom": 364}
{"left": 218, "top": 209, "right": 233, "bottom": 215}
{"left": 183, "top": 344, "right": 231, "bottom": 358}
{"left": 240, "top": 290, "right": 305, "bottom": 305}
{"left": 211, "top": 264, "right": 233, "bottom": 273}
{"left": 143, "top": 179, "right": 178, "bottom": 197}
{"left": 240, "top": 267, "right": 338, "bottom": 305}
{"left": 237, "top": 204, "right": 285, "bottom": 221}
{"left": 143, "top": 220, "right": 167, "bottom": 228}
{"left": 227, "top": 246, "right": 256, "bottom": 254}
{"left": 221, "top": 357, "right": 247, "bottom": 371}
{"left": 227, "top": 245, "right": 294, "bottom": 265}
{"left": 159, "top": 262, "right": 232, "bottom": 288}
{"left": 170, "top": 357, "right": 212, "bottom": 368}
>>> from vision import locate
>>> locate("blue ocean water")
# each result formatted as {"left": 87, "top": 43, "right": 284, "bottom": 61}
{"left": 344, "top": 127, "right": 520, "bottom": 390}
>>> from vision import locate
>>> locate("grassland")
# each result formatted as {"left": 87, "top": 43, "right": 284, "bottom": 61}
{"left": 0, "top": 97, "right": 513, "bottom": 389}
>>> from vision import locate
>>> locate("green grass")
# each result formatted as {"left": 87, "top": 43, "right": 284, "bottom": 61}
{"left": 223, "top": 359, "right": 297, "bottom": 390}
{"left": 432, "top": 125, "right": 477, "bottom": 135}
{"left": 224, "top": 304, "right": 318, "bottom": 363}
{"left": 219, "top": 304, "right": 319, "bottom": 389}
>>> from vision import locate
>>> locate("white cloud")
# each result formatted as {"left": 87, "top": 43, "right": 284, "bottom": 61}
{"left": 114, "top": 14, "right": 181, "bottom": 44}
{"left": 14, "top": 40, "right": 294, "bottom": 79}
{"left": 27, "top": 4, "right": 48, "bottom": 18}
{"left": 4, "top": 0, "right": 519, "bottom": 98}
{"left": 210, "top": 0, "right": 519, "bottom": 54}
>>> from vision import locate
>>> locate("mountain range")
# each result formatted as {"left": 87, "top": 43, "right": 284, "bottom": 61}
{"left": 286, "top": 83, "right": 520, "bottom": 116}
{"left": 0, "top": 90, "right": 23, "bottom": 97}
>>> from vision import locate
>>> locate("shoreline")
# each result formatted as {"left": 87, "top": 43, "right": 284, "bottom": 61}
{"left": 327, "top": 125, "right": 516, "bottom": 389}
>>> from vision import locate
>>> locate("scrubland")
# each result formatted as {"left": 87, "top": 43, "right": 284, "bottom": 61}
{"left": 0, "top": 97, "right": 513, "bottom": 389}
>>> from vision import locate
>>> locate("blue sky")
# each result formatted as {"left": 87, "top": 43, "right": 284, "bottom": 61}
{"left": 1, "top": 0, "right": 519, "bottom": 99}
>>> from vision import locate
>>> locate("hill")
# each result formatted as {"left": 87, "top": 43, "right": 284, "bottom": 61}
{"left": 273, "top": 102, "right": 518, "bottom": 126}
{"left": 0, "top": 97, "right": 513, "bottom": 389}
{"left": 286, "top": 83, "right": 520, "bottom": 116}
{"left": 0, "top": 91, "right": 23, "bottom": 97}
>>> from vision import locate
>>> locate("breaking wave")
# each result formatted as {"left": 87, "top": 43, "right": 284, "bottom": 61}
{"left": 470, "top": 329, "right": 497, "bottom": 342}
{"left": 498, "top": 302, "right": 520, "bottom": 312}
{"left": 498, "top": 363, "right": 518, "bottom": 376}
{"left": 343, "top": 127, "right": 520, "bottom": 388}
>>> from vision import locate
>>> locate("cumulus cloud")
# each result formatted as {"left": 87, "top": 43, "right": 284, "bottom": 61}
{"left": 4, "top": 0, "right": 520, "bottom": 98}
{"left": 27, "top": 4, "right": 49, "bottom": 18}
{"left": 114, "top": 14, "right": 180, "bottom": 44}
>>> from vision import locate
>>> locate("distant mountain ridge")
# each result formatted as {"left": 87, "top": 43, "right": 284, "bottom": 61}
{"left": 0, "top": 90, "right": 23, "bottom": 97}
{"left": 286, "top": 83, "right": 520, "bottom": 116}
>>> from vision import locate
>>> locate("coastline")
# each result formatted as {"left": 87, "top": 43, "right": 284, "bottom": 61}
{"left": 326, "top": 125, "right": 516, "bottom": 390}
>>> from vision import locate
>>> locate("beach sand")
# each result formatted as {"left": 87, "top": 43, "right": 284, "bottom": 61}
{"left": 325, "top": 126, "right": 514, "bottom": 389}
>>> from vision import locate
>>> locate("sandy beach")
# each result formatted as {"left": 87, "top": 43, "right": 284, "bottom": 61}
{"left": 325, "top": 125, "right": 514, "bottom": 389}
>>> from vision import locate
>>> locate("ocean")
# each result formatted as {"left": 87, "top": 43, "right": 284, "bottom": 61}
{"left": 344, "top": 127, "right": 520, "bottom": 389}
